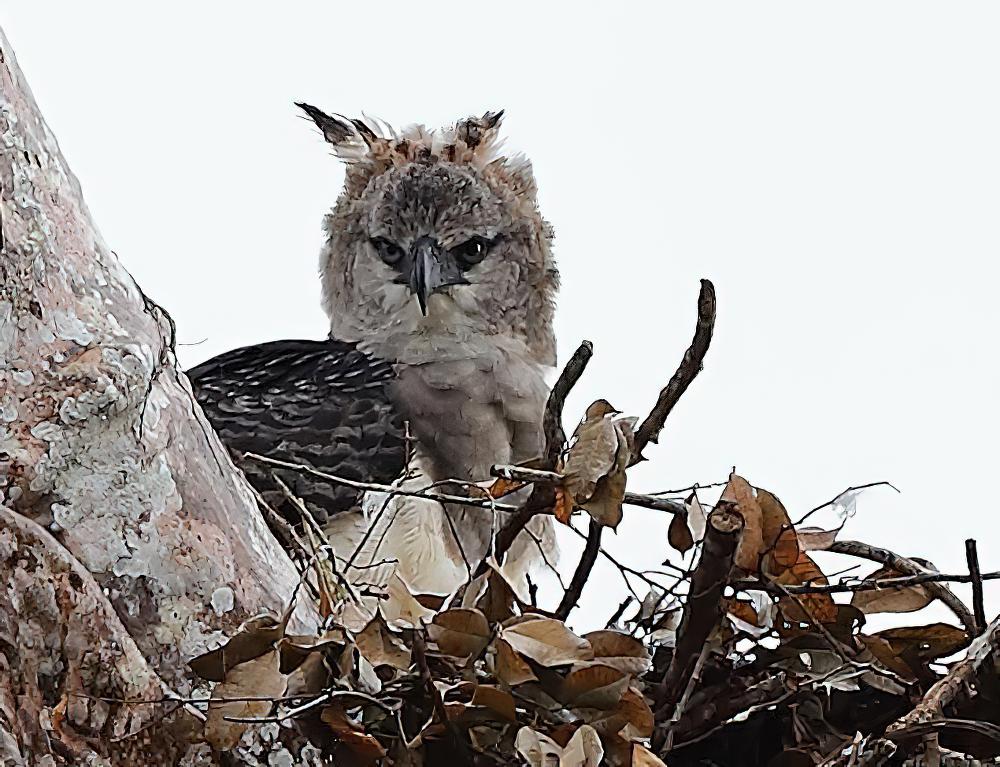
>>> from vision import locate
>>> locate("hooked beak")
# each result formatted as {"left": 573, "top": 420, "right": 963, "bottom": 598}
{"left": 407, "top": 237, "right": 467, "bottom": 315}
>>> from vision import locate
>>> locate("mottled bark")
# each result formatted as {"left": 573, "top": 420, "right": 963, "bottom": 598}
{"left": 0, "top": 28, "right": 308, "bottom": 764}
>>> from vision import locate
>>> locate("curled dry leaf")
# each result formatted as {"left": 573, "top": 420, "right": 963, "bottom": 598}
{"left": 589, "top": 687, "right": 654, "bottom": 740}
{"left": 774, "top": 549, "right": 838, "bottom": 624}
{"left": 757, "top": 488, "right": 799, "bottom": 576}
{"left": 515, "top": 726, "right": 565, "bottom": 767}
{"left": 721, "top": 473, "right": 765, "bottom": 573}
{"left": 493, "top": 638, "right": 539, "bottom": 686}
{"left": 633, "top": 744, "right": 669, "bottom": 767}
{"left": 559, "top": 724, "right": 605, "bottom": 767}
{"left": 501, "top": 617, "right": 594, "bottom": 667}
{"left": 471, "top": 684, "right": 518, "bottom": 722}
{"left": 850, "top": 565, "right": 934, "bottom": 615}
{"left": 580, "top": 630, "right": 651, "bottom": 675}
{"left": 797, "top": 526, "right": 840, "bottom": 552}
{"left": 685, "top": 492, "right": 707, "bottom": 542}
{"left": 321, "top": 705, "right": 387, "bottom": 766}
{"left": 560, "top": 665, "right": 630, "bottom": 709}
{"left": 204, "top": 649, "right": 286, "bottom": 750}
{"left": 356, "top": 615, "right": 411, "bottom": 671}
{"left": 562, "top": 400, "right": 632, "bottom": 529}
{"left": 189, "top": 614, "right": 286, "bottom": 682}
{"left": 668, "top": 507, "right": 694, "bottom": 554}
{"left": 428, "top": 608, "right": 491, "bottom": 660}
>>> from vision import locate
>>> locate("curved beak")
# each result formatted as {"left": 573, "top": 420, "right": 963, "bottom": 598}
{"left": 408, "top": 237, "right": 467, "bottom": 315}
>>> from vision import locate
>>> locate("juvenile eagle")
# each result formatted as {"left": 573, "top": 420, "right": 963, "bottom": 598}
{"left": 189, "top": 107, "right": 558, "bottom": 595}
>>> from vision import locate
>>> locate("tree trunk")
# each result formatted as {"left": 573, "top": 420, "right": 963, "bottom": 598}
{"left": 0, "top": 28, "right": 309, "bottom": 764}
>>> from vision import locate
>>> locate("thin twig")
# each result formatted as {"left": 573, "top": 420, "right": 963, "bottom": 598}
{"left": 827, "top": 540, "right": 976, "bottom": 632}
{"left": 965, "top": 538, "right": 986, "bottom": 635}
{"left": 632, "top": 279, "right": 716, "bottom": 460}
{"left": 731, "top": 569, "right": 1000, "bottom": 596}
{"left": 492, "top": 465, "right": 685, "bottom": 516}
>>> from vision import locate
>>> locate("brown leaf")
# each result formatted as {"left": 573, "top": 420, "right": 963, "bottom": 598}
{"left": 725, "top": 598, "right": 763, "bottom": 628}
{"left": 428, "top": 608, "right": 491, "bottom": 660}
{"left": 860, "top": 634, "right": 919, "bottom": 683}
{"left": 580, "top": 631, "right": 651, "bottom": 675}
{"left": 774, "top": 550, "right": 837, "bottom": 624}
{"left": 633, "top": 744, "right": 668, "bottom": 767}
{"left": 355, "top": 615, "right": 411, "bottom": 670}
{"left": 562, "top": 401, "right": 631, "bottom": 529}
{"left": 561, "top": 665, "right": 630, "bottom": 709}
{"left": 190, "top": 615, "right": 286, "bottom": 682}
{"left": 493, "top": 638, "right": 539, "bottom": 686}
{"left": 471, "top": 685, "right": 517, "bottom": 722}
{"left": 204, "top": 649, "right": 285, "bottom": 750}
{"left": 797, "top": 526, "right": 840, "bottom": 551}
{"left": 874, "top": 623, "right": 969, "bottom": 660}
{"left": 321, "top": 705, "right": 387, "bottom": 766}
{"left": 757, "top": 489, "right": 799, "bottom": 575}
{"left": 481, "top": 477, "right": 526, "bottom": 499}
{"left": 555, "top": 484, "right": 575, "bottom": 525}
{"left": 577, "top": 687, "right": 654, "bottom": 739}
{"left": 851, "top": 566, "right": 934, "bottom": 615}
{"left": 668, "top": 509, "right": 694, "bottom": 554}
{"left": 722, "top": 474, "right": 765, "bottom": 573}
{"left": 501, "top": 617, "right": 594, "bottom": 667}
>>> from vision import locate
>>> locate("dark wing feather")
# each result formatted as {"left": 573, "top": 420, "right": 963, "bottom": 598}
{"left": 187, "top": 339, "right": 407, "bottom": 527}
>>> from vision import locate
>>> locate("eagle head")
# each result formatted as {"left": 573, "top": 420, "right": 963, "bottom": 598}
{"left": 297, "top": 103, "right": 558, "bottom": 367}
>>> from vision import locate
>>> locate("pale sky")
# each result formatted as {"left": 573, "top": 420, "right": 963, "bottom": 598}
{"left": 5, "top": 2, "right": 998, "bottom": 631}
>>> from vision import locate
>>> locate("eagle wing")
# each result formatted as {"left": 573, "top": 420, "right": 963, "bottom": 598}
{"left": 187, "top": 339, "right": 407, "bottom": 527}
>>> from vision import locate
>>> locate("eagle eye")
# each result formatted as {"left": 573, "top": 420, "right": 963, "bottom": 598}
{"left": 452, "top": 237, "right": 492, "bottom": 267}
{"left": 371, "top": 237, "right": 404, "bottom": 266}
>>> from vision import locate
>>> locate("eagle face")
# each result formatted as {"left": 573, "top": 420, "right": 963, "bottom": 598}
{"left": 297, "top": 104, "right": 558, "bottom": 368}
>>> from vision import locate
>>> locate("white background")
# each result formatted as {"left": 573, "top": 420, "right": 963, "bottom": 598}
{"left": 5, "top": 2, "right": 998, "bottom": 632}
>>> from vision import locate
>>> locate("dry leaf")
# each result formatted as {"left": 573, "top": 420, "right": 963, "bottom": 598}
{"left": 721, "top": 474, "right": 765, "bottom": 573}
{"left": 560, "top": 724, "right": 605, "bottom": 767}
{"left": 501, "top": 618, "right": 594, "bottom": 667}
{"left": 428, "top": 608, "right": 491, "bottom": 659}
{"left": 851, "top": 565, "right": 934, "bottom": 615}
{"left": 321, "top": 705, "right": 387, "bottom": 765}
{"left": 560, "top": 665, "right": 629, "bottom": 709}
{"left": 797, "top": 526, "right": 840, "bottom": 551}
{"left": 775, "top": 550, "right": 838, "bottom": 624}
{"left": 758, "top": 488, "right": 799, "bottom": 575}
{"left": 874, "top": 623, "right": 969, "bottom": 660}
{"left": 471, "top": 685, "right": 517, "bottom": 722}
{"left": 633, "top": 744, "right": 668, "bottom": 767}
{"left": 355, "top": 615, "right": 411, "bottom": 671}
{"left": 515, "top": 726, "right": 564, "bottom": 767}
{"left": 204, "top": 649, "right": 285, "bottom": 750}
{"left": 580, "top": 631, "right": 651, "bottom": 675}
{"left": 583, "top": 687, "right": 655, "bottom": 739}
{"left": 493, "top": 638, "right": 539, "bottom": 686}
{"left": 190, "top": 615, "right": 285, "bottom": 682}
{"left": 562, "top": 400, "right": 632, "bottom": 529}
{"left": 668, "top": 509, "right": 694, "bottom": 554}
{"left": 685, "top": 492, "right": 707, "bottom": 542}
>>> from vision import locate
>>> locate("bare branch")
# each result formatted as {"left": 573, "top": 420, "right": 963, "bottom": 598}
{"left": 632, "top": 279, "right": 717, "bottom": 460}
{"left": 828, "top": 540, "right": 976, "bottom": 633}
{"left": 555, "top": 518, "right": 603, "bottom": 620}
{"left": 965, "top": 538, "right": 986, "bottom": 635}
{"left": 655, "top": 503, "right": 743, "bottom": 726}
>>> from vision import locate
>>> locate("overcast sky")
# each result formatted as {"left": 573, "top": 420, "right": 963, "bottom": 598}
{"left": 5, "top": 2, "right": 998, "bottom": 631}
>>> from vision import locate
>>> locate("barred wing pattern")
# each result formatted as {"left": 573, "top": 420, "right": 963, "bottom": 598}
{"left": 187, "top": 339, "right": 408, "bottom": 527}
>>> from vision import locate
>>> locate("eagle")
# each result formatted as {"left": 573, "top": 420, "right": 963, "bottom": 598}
{"left": 188, "top": 106, "right": 558, "bottom": 596}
